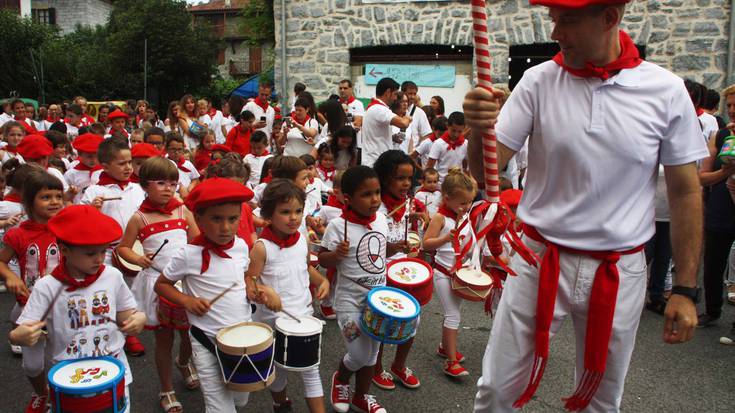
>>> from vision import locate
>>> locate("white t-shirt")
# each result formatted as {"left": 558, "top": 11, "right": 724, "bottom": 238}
{"left": 252, "top": 182, "right": 267, "bottom": 206}
{"left": 242, "top": 100, "right": 276, "bottom": 140}
{"left": 415, "top": 189, "right": 441, "bottom": 216}
{"left": 283, "top": 118, "right": 320, "bottom": 157}
{"left": 47, "top": 166, "right": 69, "bottom": 191}
{"left": 496, "top": 60, "right": 709, "bottom": 250}
{"left": 378, "top": 202, "right": 409, "bottom": 261}
{"left": 305, "top": 178, "right": 325, "bottom": 216}
{"left": 361, "top": 99, "right": 394, "bottom": 167}
{"left": 198, "top": 114, "right": 213, "bottom": 131}
{"left": 390, "top": 124, "right": 413, "bottom": 153}
{"left": 433, "top": 213, "right": 476, "bottom": 271}
{"left": 64, "top": 162, "right": 103, "bottom": 204}
{"left": 208, "top": 110, "right": 224, "bottom": 142}
{"left": 414, "top": 137, "right": 435, "bottom": 167}
{"left": 220, "top": 115, "right": 236, "bottom": 142}
{"left": 18, "top": 266, "right": 137, "bottom": 364}
{"left": 699, "top": 112, "right": 719, "bottom": 144}
{"left": 429, "top": 138, "right": 468, "bottom": 182}
{"left": 64, "top": 122, "right": 80, "bottom": 140}
{"left": 168, "top": 159, "right": 200, "bottom": 189}
{"left": 653, "top": 165, "right": 670, "bottom": 222}
{"left": 408, "top": 104, "right": 432, "bottom": 148}
{"left": 317, "top": 204, "right": 342, "bottom": 226}
{"left": 343, "top": 98, "right": 365, "bottom": 119}
{"left": 163, "top": 237, "right": 251, "bottom": 336}
{"left": 243, "top": 153, "right": 273, "bottom": 188}
{"left": 81, "top": 182, "right": 146, "bottom": 245}
{"left": 321, "top": 213, "right": 388, "bottom": 312}
{"left": 0, "top": 112, "right": 13, "bottom": 128}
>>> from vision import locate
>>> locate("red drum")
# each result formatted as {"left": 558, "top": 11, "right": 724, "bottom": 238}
{"left": 386, "top": 258, "right": 433, "bottom": 306}
{"left": 451, "top": 267, "right": 493, "bottom": 302}
{"left": 407, "top": 231, "right": 421, "bottom": 258}
{"left": 157, "top": 282, "right": 189, "bottom": 330}
{"left": 112, "top": 241, "right": 143, "bottom": 277}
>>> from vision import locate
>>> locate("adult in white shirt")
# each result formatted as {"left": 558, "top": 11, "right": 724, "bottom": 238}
{"left": 281, "top": 97, "right": 319, "bottom": 157}
{"left": 464, "top": 2, "right": 706, "bottom": 412}
{"left": 388, "top": 91, "right": 413, "bottom": 153}
{"left": 219, "top": 101, "right": 236, "bottom": 142}
{"left": 401, "top": 81, "right": 434, "bottom": 151}
{"left": 338, "top": 79, "right": 365, "bottom": 129}
{"left": 360, "top": 77, "right": 411, "bottom": 167}
{"left": 242, "top": 82, "right": 276, "bottom": 141}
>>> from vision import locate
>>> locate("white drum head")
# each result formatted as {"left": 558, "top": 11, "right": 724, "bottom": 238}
{"left": 51, "top": 359, "right": 120, "bottom": 390}
{"left": 369, "top": 288, "right": 418, "bottom": 318}
{"left": 275, "top": 315, "right": 323, "bottom": 336}
{"left": 219, "top": 324, "right": 272, "bottom": 348}
{"left": 388, "top": 261, "right": 430, "bottom": 285}
{"left": 456, "top": 268, "right": 492, "bottom": 287}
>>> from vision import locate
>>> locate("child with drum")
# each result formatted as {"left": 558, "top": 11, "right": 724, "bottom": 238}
{"left": 117, "top": 157, "right": 200, "bottom": 413}
{"left": 10, "top": 205, "right": 147, "bottom": 413}
{"left": 0, "top": 169, "right": 64, "bottom": 411}
{"left": 154, "top": 178, "right": 281, "bottom": 413}
{"left": 372, "top": 150, "right": 427, "bottom": 391}
{"left": 422, "top": 168, "right": 477, "bottom": 378}
{"left": 246, "top": 179, "right": 330, "bottom": 413}
{"left": 319, "top": 165, "right": 400, "bottom": 413}
{"left": 316, "top": 170, "right": 344, "bottom": 320}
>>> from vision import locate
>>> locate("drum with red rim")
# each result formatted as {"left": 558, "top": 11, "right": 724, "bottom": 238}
{"left": 451, "top": 267, "right": 493, "bottom": 302}
{"left": 386, "top": 258, "right": 433, "bottom": 305}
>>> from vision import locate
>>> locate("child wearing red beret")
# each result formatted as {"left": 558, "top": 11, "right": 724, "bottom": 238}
{"left": 155, "top": 177, "right": 281, "bottom": 413}
{"left": 17, "top": 134, "right": 70, "bottom": 195}
{"left": 64, "top": 133, "right": 104, "bottom": 204}
{"left": 106, "top": 109, "right": 130, "bottom": 139}
{"left": 130, "top": 142, "right": 160, "bottom": 183}
{"left": 10, "top": 205, "right": 146, "bottom": 412}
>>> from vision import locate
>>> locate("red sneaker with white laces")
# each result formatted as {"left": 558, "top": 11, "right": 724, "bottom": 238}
{"left": 124, "top": 335, "right": 145, "bottom": 357}
{"left": 320, "top": 305, "right": 336, "bottom": 320}
{"left": 350, "top": 394, "right": 387, "bottom": 413}
{"left": 25, "top": 393, "right": 47, "bottom": 413}
{"left": 390, "top": 365, "right": 420, "bottom": 389}
{"left": 444, "top": 360, "right": 469, "bottom": 377}
{"left": 371, "top": 370, "right": 395, "bottom": 390}
{"left": 436, "top": 344, "right": 465, "bottom": 363}
{"left": 330, "top": 371, "right": 351, "bottom": 413}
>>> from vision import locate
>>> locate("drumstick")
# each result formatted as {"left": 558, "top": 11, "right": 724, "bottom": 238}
{"left": 209, "top": 281, "right": 238, "bottom": 306}
{"left": 102, "top": 196, "right": 122, "bottom": 202}
{"left": 149, "top": 239, "right": 169, "bottom": 261}
{"left": 404, "top": 197, "right": 411, "bottom": 243}
{"left": 39, "top": 285, "right": 64, "bottom": 335}
{"left": 386, "top": 199, "right": 408, "bottom": 218}
{"left": 343, "top": 216, "right": 348, "bottom": 241}
{"left": 252, "top": 276, "right": 302, "bottom": 323}
{"left": 280, "top": 308, "right": 302, "bottom": 323}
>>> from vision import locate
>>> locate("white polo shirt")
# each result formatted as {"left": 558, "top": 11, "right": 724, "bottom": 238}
{"left": 242, "top": 100, "right": 275, "bottom": 140}
{"left": 497, "top": 60, "right": 708, "bottom": 251}
{"left": 343, "top": 98, "right": 365, "bottom": 119}
{"left": 429, "top": 137, "right": 468, "bottom": 183}
{"left": 699, "top": 111, "right": 719, "bottom": 144}
{"left": 361, "top": 99, "right": 394, "bottom": 167}
{"left": 408, "top": 103, "right": 432, "bottom": 148}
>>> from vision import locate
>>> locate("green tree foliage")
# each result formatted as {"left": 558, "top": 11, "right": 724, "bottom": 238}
{"left": 238, "top": 0, "right": 274, "bottom": 47}
{"left": 0, "top": 10, "right": 55, "bottom": 98}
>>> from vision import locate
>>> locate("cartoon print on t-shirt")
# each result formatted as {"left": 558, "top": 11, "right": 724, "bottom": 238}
{"left": 78, "top": 298, "right": 90, "bottom": 327}
{"left": 356, "top": 231, "right": 386, "bottom": 275}
{"left": 67, "top": 296, "right": 80, "bottom": 329}
{"left": 92, "top": 330, "right": 104, "bottom": 357}
{"left": 65, "top": 333, "right": 80, "bottom": 357}
{"left": 45, "top": 242, "right": 59, "bottom": 275}
{"left": 24, "top": 244, "right": 40, "bottom": 288}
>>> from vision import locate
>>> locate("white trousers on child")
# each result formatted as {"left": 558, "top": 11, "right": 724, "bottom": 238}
{"left": 190, "top": 335, "right": 249, "bottom": 413}
{"left": 271, "top": 365, "right": 324, "bottom": 398}
{"left": 473, "top": 235, "right": 647, "bottom": 413}
{"left": 434, "top": 269, "right": 464, "bottom": 329}
{"left": 338, "top": 311, "right": 381, "bottom": 371}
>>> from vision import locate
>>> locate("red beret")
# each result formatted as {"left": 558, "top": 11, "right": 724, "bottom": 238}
{"left": 211, "top": 144, "right": 231, "bottom": 153}
{"left": 131, "top": 143, "right": 160, "bottom": 158}
{"left": 48, "top": 205, "right": 122, "bottom": 246}
{"left": 500, "top": 189, "right": 523, "bottom": 208}
{"left": 17, "top": 134, "right": 53, "bottom": 159}
{"left": 185, "top": 177, "right": 254, "bottom": 213}
{"left": 72, "top": 133, "right": 104, "bottom": 154}
{"left": 107, "top": 109, "right": 129, "bottom": 121}
{"left": 529, "top": 0, "right": 629, "bottom": 7}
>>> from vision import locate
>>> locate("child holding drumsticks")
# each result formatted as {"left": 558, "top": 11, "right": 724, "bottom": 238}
{"left": 422, "top": 167, "right": 477, "bottom": 378}
{"left": 247, "top": 179, "right": 329, "bottom": 413}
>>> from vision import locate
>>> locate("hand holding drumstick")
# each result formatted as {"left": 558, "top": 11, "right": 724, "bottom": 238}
{"left": 248, "top": 276, "right": 282, "bottom": 312}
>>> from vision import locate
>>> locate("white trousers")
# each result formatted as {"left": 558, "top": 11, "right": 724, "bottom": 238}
{"left": 473, "top": 235, "right": 647, "bottom": 413}
{"left": 270, "top": 365, "right": 324, "bottom": 398}
{"left": 338, "top": 311, "right": 381, "bottom": 371}
{"left": 434, "top": 269, "right": 464, "bottom": 329}
{"left": 190, "top": 335, "right": 250, "bottom": 413}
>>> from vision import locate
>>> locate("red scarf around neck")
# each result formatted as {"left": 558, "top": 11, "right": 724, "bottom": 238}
{"left": 97, "top": 172, "right": 129, "bottom": 189}
{"left": 382, "top": 193, "right": 407, "bottom": 222}
{"left": 342, "top": 207, "right": 376, "bottom": 229}
{"left": 440, "top": 132, "right": 466, "bottom": 150}
{"left": 260, "top": 226, "right": 300, "bottom": 249}
{"left": 254, "top": 96, "right": 270, "bottom": 113}
{"left": 317, "top": 164, "right": 336, "bottom": 181}
{"left": 176, "top": 157, "right": 191, "bottom": 173}
{"left": 552, "top": 31, "right": 642, "bottom": 81}
{"left": 290, "top": 112, "right": 310, "bottom": 127}
{"left": 367, "top": 98, "right": 388, "bottom": 110}
{"left": 325, "top": 194, "right": 344, "bottom": 209}
{"left": 696, "top": 108, "right": 705, "bottom": 117}
{"left": 139, "top": 198, "right": 182, "bottom": 216}
{"left": 189, "top": 234, "right": 234, "bottom": 273}
{"left": 437, "top": 203, "right": 457, "bottom": 221}
{"left": 5, "top": 145, "right": 18, "bottom": 154}
{"left": 208, "top": 108, "right": 218, "bottom": 118}
{"left": 74, "top": 159, "right": 103, "bottom": 176}
{"left": 51, "top": 258, "right": 105, "bottom": 292}
{"left": 4, "top": 192, "right": 21, "bottom": 203}
{"left": 340, "top": 96, "right": 356, "bottom": 105}
{"left": 109, "top": 127, "right": 129, "bottom": 138}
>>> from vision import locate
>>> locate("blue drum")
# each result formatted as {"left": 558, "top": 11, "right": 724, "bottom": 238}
{"left": 360, "top": 286, "right": 420, "bottom": 344}
{"left": 215, "top": 321, "right": 276, "bottom": 392}
{"left": 48, "top": 356, "right": 126, "bottom": 413}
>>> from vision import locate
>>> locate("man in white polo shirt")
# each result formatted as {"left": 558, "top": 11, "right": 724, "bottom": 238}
{"left": 463, "top": 1, "right": 707, "bottom": 412}
{"left": 401, "top": 81, "right": 434, "bottom": 152}
{"left": 339, "top": 79, "right": 365, "bottom": 128}
{"left": 242, "top": 81, "right": 276, "bottom": 141}
{"left": 361, "top": 77, "right": 411, "bottom": 167}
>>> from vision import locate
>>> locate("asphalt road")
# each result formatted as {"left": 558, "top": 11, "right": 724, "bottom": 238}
{"left": 1, "top": 277, "right": 734, "bottom": 412}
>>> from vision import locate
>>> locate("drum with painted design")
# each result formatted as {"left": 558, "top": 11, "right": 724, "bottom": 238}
{"left": 386, "top": 258, "right": 433, "bottom": 305}
{"left": 48, "top": 356, "right": 126, "bottom": 413}
{"left": 360, "top": 286, "right": 420, "bottom": 344}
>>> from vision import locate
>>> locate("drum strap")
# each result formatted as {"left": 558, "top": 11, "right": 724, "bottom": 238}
{"left": 190, "top": 325, "right": 217, "bottom": 355}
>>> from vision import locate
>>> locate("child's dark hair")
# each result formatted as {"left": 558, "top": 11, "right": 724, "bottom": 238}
{"left": 165, "top": 131, "right": 185, "bottom": 148}
{"left": 89, "top": 123, "right": 106, "bottom": 136}
{"left": 260, "top": 156, "right": 275, "bottom": 183}
{"left": 432, "top": 116, "right": 448, "bottom": 132}
{"left": 317, "top": 143, "right": 333, "bottom": 160}
{"left": 48, "top": 157, "right": 67, "bottom": 174}
{"left": 260, "top": 178, "right": 306, "bottom": 219}
{"left": 241, "top": 110, "right": 255, "bottom": 122}
{"left": 207, "top": 156, "right": 250, "bottom": 181}
{"left": 299, "top": 154, "right": 315, "bottom": 167}
{"left": 67, "top": 104, "right": 82, "bottom": 117}
{"left": 139, "top": 157, "right": 179, "bottom": 187}
{"left": 97, "top": 137, "right": 130, "bottom": 164}
{"left": 423, "top": 168, "right": 439, "bottom": 180}
{"left": 341, "top": 166, "right": 378, "bottom": 196}
{"left": 45, "top": 130, "right": 69, "bottom": 149}
{"left": 145, "top": 127, "right": 165, "bottom": 141}
{"left": 270, "top": 156, "right": 307, "bottom": 181}
{"left": 329, "top": 125, "right": 357, "bottom": 163}
{"left": 447, "top": 111, "right": 465, "bottom": 127}
{"left": 373, "top": 150, "right": 414, "bottom": 192}
{"left": 250, "top": 130, "right": 268, "bottom": 144}
{"left": 5, "top": 162, "right": 42, "bottom": 191}
{"left": 22, "top": 170, "right": 64, "bottom": 218}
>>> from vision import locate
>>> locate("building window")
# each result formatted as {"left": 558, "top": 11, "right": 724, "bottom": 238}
{"left": 216, "top": 49, "right": 225, "bottom": 65}
{"left": 32, "top": 8, "right": 56, "bottom": 25}
{"left": 249, "top": 47, "right": 262, "bottom": 74}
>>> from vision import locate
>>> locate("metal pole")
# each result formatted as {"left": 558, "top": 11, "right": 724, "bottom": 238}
{"left": 144, "top": 38, "right": 148, "bottom": 101}
{"left": 39, "top": 49, "right": 45, "bottom": 105}
{"left": 280, "top": 0, "right": 287, "bottom": 113}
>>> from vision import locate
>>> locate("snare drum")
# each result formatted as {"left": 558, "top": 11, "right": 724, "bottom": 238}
{"left": 112, "top": 241, "right": 144, "bottom": 277}
{"left": 157, "top": 282, "right": 189, "bottom": 330}
{"left": 274, "top": 316, "right": 324, "bottom": 371}
{"left": 48, "top": 356, "right": 126, "bottom": 413}
{"left": 407, "top": 231, "right": 421, "bottom": 258}
{"left": 451, "top": 267, "right": 493, "bottom": 302}
{"left": 215, "top": 322, "right": 276, "bottom": 392}
{"left": 360, "top": 286, "right": 420, "bottom": 344}
{"left": 387, "top": 258, "right": 433, "bottom": 305}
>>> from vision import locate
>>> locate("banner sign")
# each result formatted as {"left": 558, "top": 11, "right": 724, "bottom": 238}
{"left": 364, "top": 64, "right": 456, "bottom": 88}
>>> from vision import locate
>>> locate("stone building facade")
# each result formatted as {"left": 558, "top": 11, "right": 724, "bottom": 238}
{"left": 274, "top": 0, "right": 732, "bottom": 103}
{"left": 33, "top": 0, "right": 113, "bottom": 34}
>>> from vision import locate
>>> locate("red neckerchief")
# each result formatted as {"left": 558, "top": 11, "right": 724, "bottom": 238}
{"left": 317, "top": 164, "right": 336, "bottom": 181}
{"left": 342, "top": 207, "right": 376, "bottom": 229}
{"left": 208, "top": 108, "right": 217, "bottom": 118}
{"left": 552, "top": 31, "right": 642, "bottom": 81}
{"left": 130, "top": 173, "right": 140, "bottom": 183}
{"left": 18, "top": 120, "right": 37, "bottom": 134}
{"left": 437, "top": 203, "right": 457, "bottom": 221}
{"left": 46, "top": 116, "right": 59, "bottom": 123}
{"left": 260, "top": 225, "right": 300, "bottom": 249}
{"left": 189, "top": 234, "right": 234, "bottom": 273}
{"left": 696, "top": 108, "right": 705, "bottom": 116}
{"left": 308, "top": 176, "right": 315, "bottom": 185}
{"left": 51, "top": 257, "right": 105, "bottom": 292}
{"left": 325, "top": 194, "right": 344, "bottom": 209}
{"left": 135, "top": 114, "right": 144, "bottom": 126}
{"left": 382, "top": 192, "right": 407, "bottom": 222}
{"left": 440, "top": 132, "right": 465, "bottom": 150}
{"left": 5, "top": 145, "right": 18, "bottom": 154}
{"left": 73, "top": 159, "right": 102, "bottom": 176}
{"left": 261, "top": 174, "right": 272, "bottom": 184}
{"left": 253, "top": 150, "right": 270, "bottom": 157}
{"left": 4, "top": 193, "right": 21, "bottom": 203}
{"left": 290, "top": 112, "right": 311, "bottom": 127}
{"left": 109, "top": 127, "right": 129, "bottom": 138}
{"left": 97, "top": 172, "right": 129, "bottom": 189}
{"left": 340, "top": 96, "right": 356, "bottom": 105}
{"left": 367, "top": 98, "right": 387, "bottom": 110}
{"left": 514, "top": 224, "right": 645, "bottom": 411}
{"left": 254, "top": 96, "right": 270, "bottom": 112}
{"left": 139, "top": 198, "right": 182, "bottom": 216}
{"left": 176, "top": 157, "right": 191, "bottom": 173}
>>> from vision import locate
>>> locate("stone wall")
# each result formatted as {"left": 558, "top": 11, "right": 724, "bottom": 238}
{"left": 274, "top": 0, "right": 731, "bottom": 102}
{"left": 50, "top": 0, "right": 112, "bottom": 34}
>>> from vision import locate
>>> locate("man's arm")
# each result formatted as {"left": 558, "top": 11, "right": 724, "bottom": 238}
{"left": 662, "top": 162, "right": 701, "bottom": 343}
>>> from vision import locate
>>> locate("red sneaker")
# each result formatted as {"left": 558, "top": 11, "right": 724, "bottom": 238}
{"left": 25, "top": 393, "right": 47, "bottom": 413}
{"left": 124, "top": 335, "right": 145, "bottom": 357}
{"left": 371, "top": 370, "right": 395, "bottom": 390}
{"left": 350, "top": 394, "right": 387, "bottom": 413}
{"left": 390, "top": 365, "right": 420, "bottom": 389}
{"left": 436, "top": 344, "right": 465, "bottom": 363}
{"left": 444, "top": 360, "right": 469, "bottom": 377}
{"left": 330, "top": 371, "right": 351, "bottom": 413}
{"left": 320, "top": 305, "right": 336, "bottom": 320}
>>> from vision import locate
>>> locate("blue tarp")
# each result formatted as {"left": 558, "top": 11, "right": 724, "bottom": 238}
{"left": 231, "top": 71, "right": 275, "bottom": 99}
